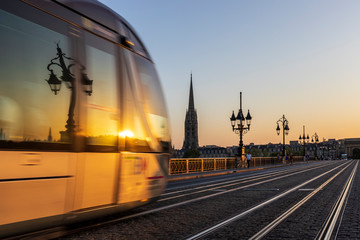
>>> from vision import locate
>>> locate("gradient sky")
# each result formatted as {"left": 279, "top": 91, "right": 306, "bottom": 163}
{"left": 98, "top": 0, "right": 360, "bottom": 149}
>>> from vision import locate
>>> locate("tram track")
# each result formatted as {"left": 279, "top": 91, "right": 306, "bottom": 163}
{"left": 93, "top": 162, "right": 333, "bottom": 223}
{"left": 185, "top": 161, "right": 352, "bottom": 240}
{"left": 315, "top": 160, "right": 358, "bottom": 240}
{"left": 58, "top": 161, "right": 343, "bottom": 239}
{"left": 250, "top": 161, "right": 357, "bottom": 240}
{"left": 25, "top": 161, "right": 351, "bottom": 239}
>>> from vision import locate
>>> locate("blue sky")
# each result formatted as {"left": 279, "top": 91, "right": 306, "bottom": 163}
{"left": 99, "top": 0, "right": 360, "bottom": 148}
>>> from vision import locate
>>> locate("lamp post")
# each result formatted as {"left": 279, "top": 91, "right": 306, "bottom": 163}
{"left": 299, "top": 125, "right": 309, "bottom": 160}
{"left": 46, "top": 43, "right": 93, "bottom": 141}
{"left": 230, "top": 92, "right": 252, "bottom": 168}
{"left": 311, "top": 133, "right": 319, "bottom": 160}
{"left": 276, "top": 115, "right": 289, "bottom": 157}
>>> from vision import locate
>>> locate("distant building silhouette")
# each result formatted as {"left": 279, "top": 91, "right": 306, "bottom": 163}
{"left": 182, "top": 73, "right": 199, "bottom": 150}
{"left": 173, "top": 145, "right": 228, "bottom": 158}
{"left": 344, "top": 138, "right": 360, "bottom": 158}
{"left": 172, "top": 138, "right": 346, "bottom": 159}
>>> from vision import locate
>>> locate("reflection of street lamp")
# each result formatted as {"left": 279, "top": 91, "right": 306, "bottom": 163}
{"left": 230, "top": 92, "right": 252, "bottom": 168}
{"left": 46, "top": 43, "right": 93, "bottom": 141}
{"left": 299, "top": 125, "right": 309, "bottom": 159}
{"left": 311, "top": 133, "right": 319, "bottom": 159}
{"left": 276, "top": 115, "right": 289, "bottom": 157}
{"left": 46, "top": 70, "right": 62, "bottom": 95}
{"left": 82, "top": 71, "right": 93, "bottom": 96}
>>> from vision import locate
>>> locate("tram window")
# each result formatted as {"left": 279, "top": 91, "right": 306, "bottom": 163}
{"left": 0, "top": 7, "right": 73, "bottom": 150}
{"left": 83, "top": 33, "right": 119, "bottom": 151}
{"left": 132, "top": 55, "right": 170, "bottom": 152}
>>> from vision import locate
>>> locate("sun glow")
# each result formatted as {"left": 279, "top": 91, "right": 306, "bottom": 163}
{"left": 118, "top": 130, "right": 134, "bottom": 138}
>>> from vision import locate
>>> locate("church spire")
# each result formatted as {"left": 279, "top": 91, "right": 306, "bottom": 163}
{"left": 48, "top": 127, "right": 53, "bottom": 142}
{"left": 183, "top": 72, "right": 198, "bottom": 150}
{"left": 188, "top": 73, "right": 195, "bottom": 110}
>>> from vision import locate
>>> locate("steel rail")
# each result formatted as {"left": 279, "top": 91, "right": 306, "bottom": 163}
{"left": 160, "top": 162, "right": 334, "bottom": 202}
{"left": 250, "top": 161, "right": 355, "bottom": 240}
{"left": 185, "top": 161, "right": 351, "bottom": 240}
{"left": 333, "top": 161, "right": 357, "bottom": 240}
{"left": 333, "top": 162, "right": 357, "bottom": 240}
{"left": 315, "top": 160, "right": 358, "bottom": 240}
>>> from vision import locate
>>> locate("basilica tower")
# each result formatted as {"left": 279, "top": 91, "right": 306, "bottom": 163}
{"left": 182, "top": 74, "right": 199, "bottom": 150}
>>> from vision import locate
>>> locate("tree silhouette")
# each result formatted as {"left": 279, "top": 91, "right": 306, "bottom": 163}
{"left": 183, "top": 149, "right": 201, "bottom": 158}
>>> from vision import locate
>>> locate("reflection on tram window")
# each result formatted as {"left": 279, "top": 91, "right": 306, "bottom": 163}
{"left": 133, "top": 55, "right": 170, "bottom": 151}
{"left": 84, "top": 34, "right": 119, "bottom": 151}
{"left": 0, "top": 9, "right": 72, "bottom": 150}
{"left": 46, "top": 43, "right": 78, "bottom": 143}
{"left": 122, "top": 51, "right": 152, "bottom": 152}
{"left": 122, "top": 82, "right": 151, "bottom": 152}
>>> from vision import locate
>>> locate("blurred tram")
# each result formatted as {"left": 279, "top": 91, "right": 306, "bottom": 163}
{"left": 0, "top": 0, "right": 170, "bottom": 237}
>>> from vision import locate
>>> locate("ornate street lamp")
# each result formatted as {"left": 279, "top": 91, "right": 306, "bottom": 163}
{"left": 230, "top": 92, "right": 252, "bottom": 168}
{"left": 311, "top": 133, "right": 319, "bottom": 159}
{"left": 276, "top": 115, "right": 289, "bottom": 157}
{"left": 46, "top": 43, "right": 93, "bottom": 141}
{"left": 299, "top": 125, "right": 309, "bottom": 160}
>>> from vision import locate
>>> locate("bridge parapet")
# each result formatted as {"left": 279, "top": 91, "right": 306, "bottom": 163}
{"left": 169, "top": 156, "right": 304, "bottom": 175}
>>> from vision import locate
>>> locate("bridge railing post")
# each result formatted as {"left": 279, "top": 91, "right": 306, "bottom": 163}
{"left": 169, "top": 159, "right": 172, "bottom": 175}
{"left": 186, "top": 159, "right": 189, "bottom": 173}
